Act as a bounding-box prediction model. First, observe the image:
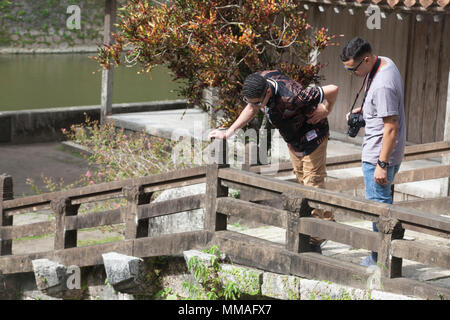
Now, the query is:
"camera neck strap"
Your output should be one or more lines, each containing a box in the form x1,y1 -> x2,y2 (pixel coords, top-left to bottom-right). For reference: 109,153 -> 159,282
349,56 -> 381,113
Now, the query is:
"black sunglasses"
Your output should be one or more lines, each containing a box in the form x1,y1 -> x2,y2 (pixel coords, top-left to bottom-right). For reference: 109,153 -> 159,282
344,58 -> 365,73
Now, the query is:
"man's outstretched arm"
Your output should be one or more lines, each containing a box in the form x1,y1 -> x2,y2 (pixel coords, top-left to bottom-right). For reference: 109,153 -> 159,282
208,104 -> 260,140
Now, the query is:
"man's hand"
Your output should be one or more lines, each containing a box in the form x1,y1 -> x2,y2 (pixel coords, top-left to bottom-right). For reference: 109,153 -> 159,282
307,103 -> 329,124
346,107 -> 362,122
373,115 -> 398,186
374,164 -> 388,185
207,129 -> 227,140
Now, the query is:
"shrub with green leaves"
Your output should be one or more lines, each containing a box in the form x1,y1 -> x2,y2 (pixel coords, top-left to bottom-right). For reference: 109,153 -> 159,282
183,246 -> 241,300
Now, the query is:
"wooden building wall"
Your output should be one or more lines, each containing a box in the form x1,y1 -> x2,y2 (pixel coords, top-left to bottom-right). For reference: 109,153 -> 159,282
306,6 -> 449,144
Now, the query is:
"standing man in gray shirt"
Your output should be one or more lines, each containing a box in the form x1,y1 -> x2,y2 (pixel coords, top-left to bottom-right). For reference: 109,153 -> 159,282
340,37 -> 406,268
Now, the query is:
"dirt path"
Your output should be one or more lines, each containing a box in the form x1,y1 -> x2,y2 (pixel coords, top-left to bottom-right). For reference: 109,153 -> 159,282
0,142 -> 89,197
0,142 -> 126,252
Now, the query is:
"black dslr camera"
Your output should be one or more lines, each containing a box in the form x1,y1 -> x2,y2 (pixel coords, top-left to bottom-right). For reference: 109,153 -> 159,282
347,112 -> 365,137
346,57 -> 382,138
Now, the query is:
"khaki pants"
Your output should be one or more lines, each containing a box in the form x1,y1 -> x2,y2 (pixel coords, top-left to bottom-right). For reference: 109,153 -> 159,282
288,138 -> 334,246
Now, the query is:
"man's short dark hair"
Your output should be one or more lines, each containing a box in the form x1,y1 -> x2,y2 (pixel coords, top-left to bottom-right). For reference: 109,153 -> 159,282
340,37 -> 372,62
242,73 -> 268,99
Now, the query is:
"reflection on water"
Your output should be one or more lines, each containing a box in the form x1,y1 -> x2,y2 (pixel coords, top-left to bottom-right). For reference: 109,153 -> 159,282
0,53 -> 184,111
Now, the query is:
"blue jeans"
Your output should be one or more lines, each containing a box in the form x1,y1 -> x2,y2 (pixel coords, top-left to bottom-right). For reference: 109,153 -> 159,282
362,162 -> 401,261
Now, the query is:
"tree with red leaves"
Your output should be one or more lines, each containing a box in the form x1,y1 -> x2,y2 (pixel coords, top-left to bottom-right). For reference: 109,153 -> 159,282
95,0 -> 337,129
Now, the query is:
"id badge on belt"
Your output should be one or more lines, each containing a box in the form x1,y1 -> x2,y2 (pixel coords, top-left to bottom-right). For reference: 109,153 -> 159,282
305,129 -> 318,142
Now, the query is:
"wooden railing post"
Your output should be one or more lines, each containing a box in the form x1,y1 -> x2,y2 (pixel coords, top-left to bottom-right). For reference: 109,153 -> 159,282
208,136 -> 228,166
377,216 -> 405,278
240,141 -> 258,202
205,163 -> 228,233
123,185 -> 152,239
100,0 -> 117,124
51,197 -> 80,250
440,70 -> 450,196
204,137 -> 229,232
0,174 -> 13,256
281,193 -> 312,253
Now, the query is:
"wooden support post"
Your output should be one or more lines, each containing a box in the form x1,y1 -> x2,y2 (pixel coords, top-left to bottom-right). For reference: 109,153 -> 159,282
441,70 -> 450,196
204,164 -> 228,233
0,174 -> 13,256
376,216 -> 405,278
100,0 -> 117,124
203,87 -> 220,128
51,197 -> 80,250
240,141 -> 258,202
123,185 -> 152,239
282,192 -> 312,253
209,137 -> 228,166
205,138 -> 228,231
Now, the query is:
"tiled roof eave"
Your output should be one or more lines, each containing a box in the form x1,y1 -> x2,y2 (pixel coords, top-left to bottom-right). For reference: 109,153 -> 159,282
298,0 -> 449,14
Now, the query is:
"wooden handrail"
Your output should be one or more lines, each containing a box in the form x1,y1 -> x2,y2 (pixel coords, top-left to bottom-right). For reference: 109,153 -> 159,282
216,197 -> 287,228
218,167 -> 450,238
212,163 -> 450,282
138,194 -> 205,220
324,164 -> 450,191
391,239 -> 450,270
298,217 -> 379,252
2,165 -> 207,215
250,141 -> 450,174
0,151 -> 448,298
0,165 -> 208,257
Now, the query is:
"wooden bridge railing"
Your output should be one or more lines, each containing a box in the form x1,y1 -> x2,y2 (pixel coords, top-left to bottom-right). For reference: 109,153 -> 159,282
240,140 -> 450,216
208,163 -> 450,298
0,166 -> 209,273
249,140 -> 450,175
0,140 -> 449,299
215,166 -> 449,262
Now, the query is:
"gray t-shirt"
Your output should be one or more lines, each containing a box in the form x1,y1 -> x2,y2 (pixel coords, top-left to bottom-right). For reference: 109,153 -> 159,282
362,56 -> 406,166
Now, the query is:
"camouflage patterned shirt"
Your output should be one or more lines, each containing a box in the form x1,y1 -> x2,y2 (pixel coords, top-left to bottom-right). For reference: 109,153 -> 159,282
257,70 -> 329,157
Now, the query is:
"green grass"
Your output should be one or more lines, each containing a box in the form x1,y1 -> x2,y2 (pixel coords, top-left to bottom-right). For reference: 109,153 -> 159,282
14,233 -> 52,242
13,224 -> 124,246
77,235 -> 124,247
230,220 -> 248,231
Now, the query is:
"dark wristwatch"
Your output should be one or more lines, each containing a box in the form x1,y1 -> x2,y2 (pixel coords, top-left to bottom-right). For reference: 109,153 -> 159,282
377,159 -> 388,169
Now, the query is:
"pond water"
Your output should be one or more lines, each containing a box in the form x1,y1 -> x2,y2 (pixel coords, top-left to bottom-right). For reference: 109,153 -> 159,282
0,53 -> 184,111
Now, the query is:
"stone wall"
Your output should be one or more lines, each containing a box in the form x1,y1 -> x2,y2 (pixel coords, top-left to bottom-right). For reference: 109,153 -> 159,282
0,255 -> 190,300
0,0 -> 127,49
0,250 -> 420,300
0,100 -> 187,144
